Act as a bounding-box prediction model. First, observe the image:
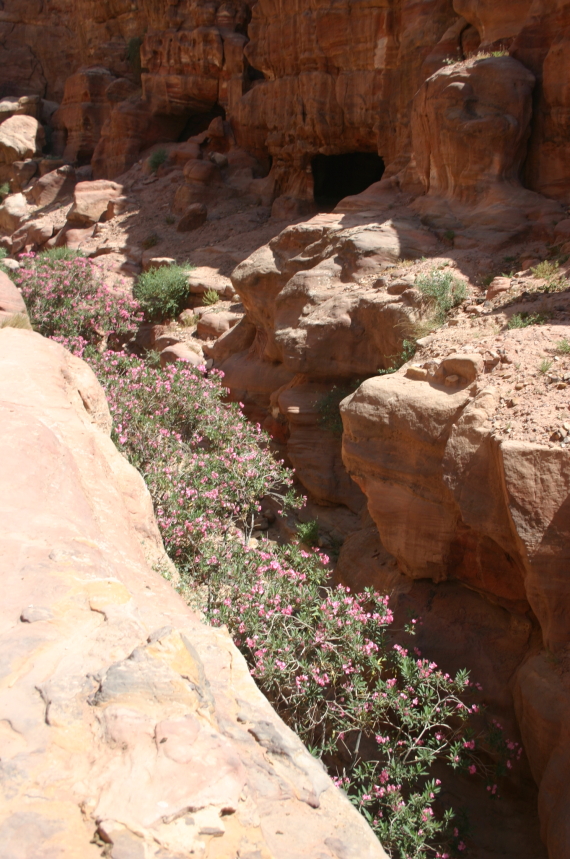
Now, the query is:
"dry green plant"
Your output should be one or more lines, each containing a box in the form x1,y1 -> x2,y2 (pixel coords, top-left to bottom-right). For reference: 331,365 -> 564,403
555,337 -> 570,355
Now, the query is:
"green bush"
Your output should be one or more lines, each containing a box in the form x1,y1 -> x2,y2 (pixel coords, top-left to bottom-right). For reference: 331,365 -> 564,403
149,148 -> 168,173
0,182 -> 10,202
416,269 -> 467,326
556,337 -> 570,355
133,264 -> 193,321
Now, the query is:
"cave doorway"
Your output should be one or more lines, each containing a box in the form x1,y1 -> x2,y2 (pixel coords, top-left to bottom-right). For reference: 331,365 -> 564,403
311,152 -> 385,211
178,103 -> 226,142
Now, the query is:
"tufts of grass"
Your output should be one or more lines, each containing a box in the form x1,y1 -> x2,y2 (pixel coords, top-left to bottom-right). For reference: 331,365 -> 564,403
142,232 -> 161,250
555,337 -> 570,355
507,312 -> 547,329
165,214 -> 176,225
149,148 -> 168,173
0,182 -> 10,202
296,520 -> 319,547
415,268 -> 467,328
39,247 -> 86,261
133,263 -> 194,321
203,288 -> 220,306
538,358 -> 553,375
0,312 -> 32,330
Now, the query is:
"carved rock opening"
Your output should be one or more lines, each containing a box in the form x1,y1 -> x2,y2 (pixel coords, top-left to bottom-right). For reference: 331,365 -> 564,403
311,152 -> 384,212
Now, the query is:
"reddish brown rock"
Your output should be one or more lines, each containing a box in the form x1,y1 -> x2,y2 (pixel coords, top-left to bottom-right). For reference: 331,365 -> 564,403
176,202 -> 207,232
52,68 -> 115,164
410,56 -> 563,247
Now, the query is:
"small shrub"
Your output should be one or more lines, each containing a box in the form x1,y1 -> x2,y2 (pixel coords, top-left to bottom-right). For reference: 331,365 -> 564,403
556,337 -> 570,355
444,229 -> 455,242
165,214 -> 176,225
296,519 -> 319,547
539,358 -> 553,374
133,264 -> 192,321
148,148 -> 168,173
141,232 -> 160,250
203,288 -> 220,306
507,312 -> 547,329
0,312 -> 32,330
415,268 -> 467,327
532,260 -> 559,280
0,182 -> 10,202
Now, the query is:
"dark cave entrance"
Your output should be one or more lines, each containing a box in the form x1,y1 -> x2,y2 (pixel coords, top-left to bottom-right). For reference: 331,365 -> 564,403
311,152 -> 385,211
178,103 -> 226,141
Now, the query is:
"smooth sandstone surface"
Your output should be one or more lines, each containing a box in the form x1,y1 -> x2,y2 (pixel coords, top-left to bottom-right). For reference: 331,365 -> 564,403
0,328 -> 386,859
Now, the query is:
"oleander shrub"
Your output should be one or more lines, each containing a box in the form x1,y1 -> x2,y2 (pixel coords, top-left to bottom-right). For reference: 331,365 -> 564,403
133,263 -> 193,321
12,252 -> 142,356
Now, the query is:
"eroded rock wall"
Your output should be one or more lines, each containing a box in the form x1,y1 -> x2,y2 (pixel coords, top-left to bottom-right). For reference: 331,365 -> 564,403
3,0 -> 570,204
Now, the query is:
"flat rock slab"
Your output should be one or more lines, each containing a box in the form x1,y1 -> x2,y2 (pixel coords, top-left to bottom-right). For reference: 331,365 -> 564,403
0,328 -> 386,859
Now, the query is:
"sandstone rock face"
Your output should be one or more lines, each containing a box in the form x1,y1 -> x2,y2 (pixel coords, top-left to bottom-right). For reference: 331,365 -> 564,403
221,207 -> 438,505
0,327 -> 386,859
341,363 -> 570,648
410,56 -> 563,246
2,0 -> 570,207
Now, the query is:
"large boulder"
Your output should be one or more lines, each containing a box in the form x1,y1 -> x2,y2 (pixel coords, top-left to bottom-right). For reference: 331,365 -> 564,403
0,115 -> 44,166
0,192 -> 30,232
67,179 -> 124,226
0,328 -> 387,859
